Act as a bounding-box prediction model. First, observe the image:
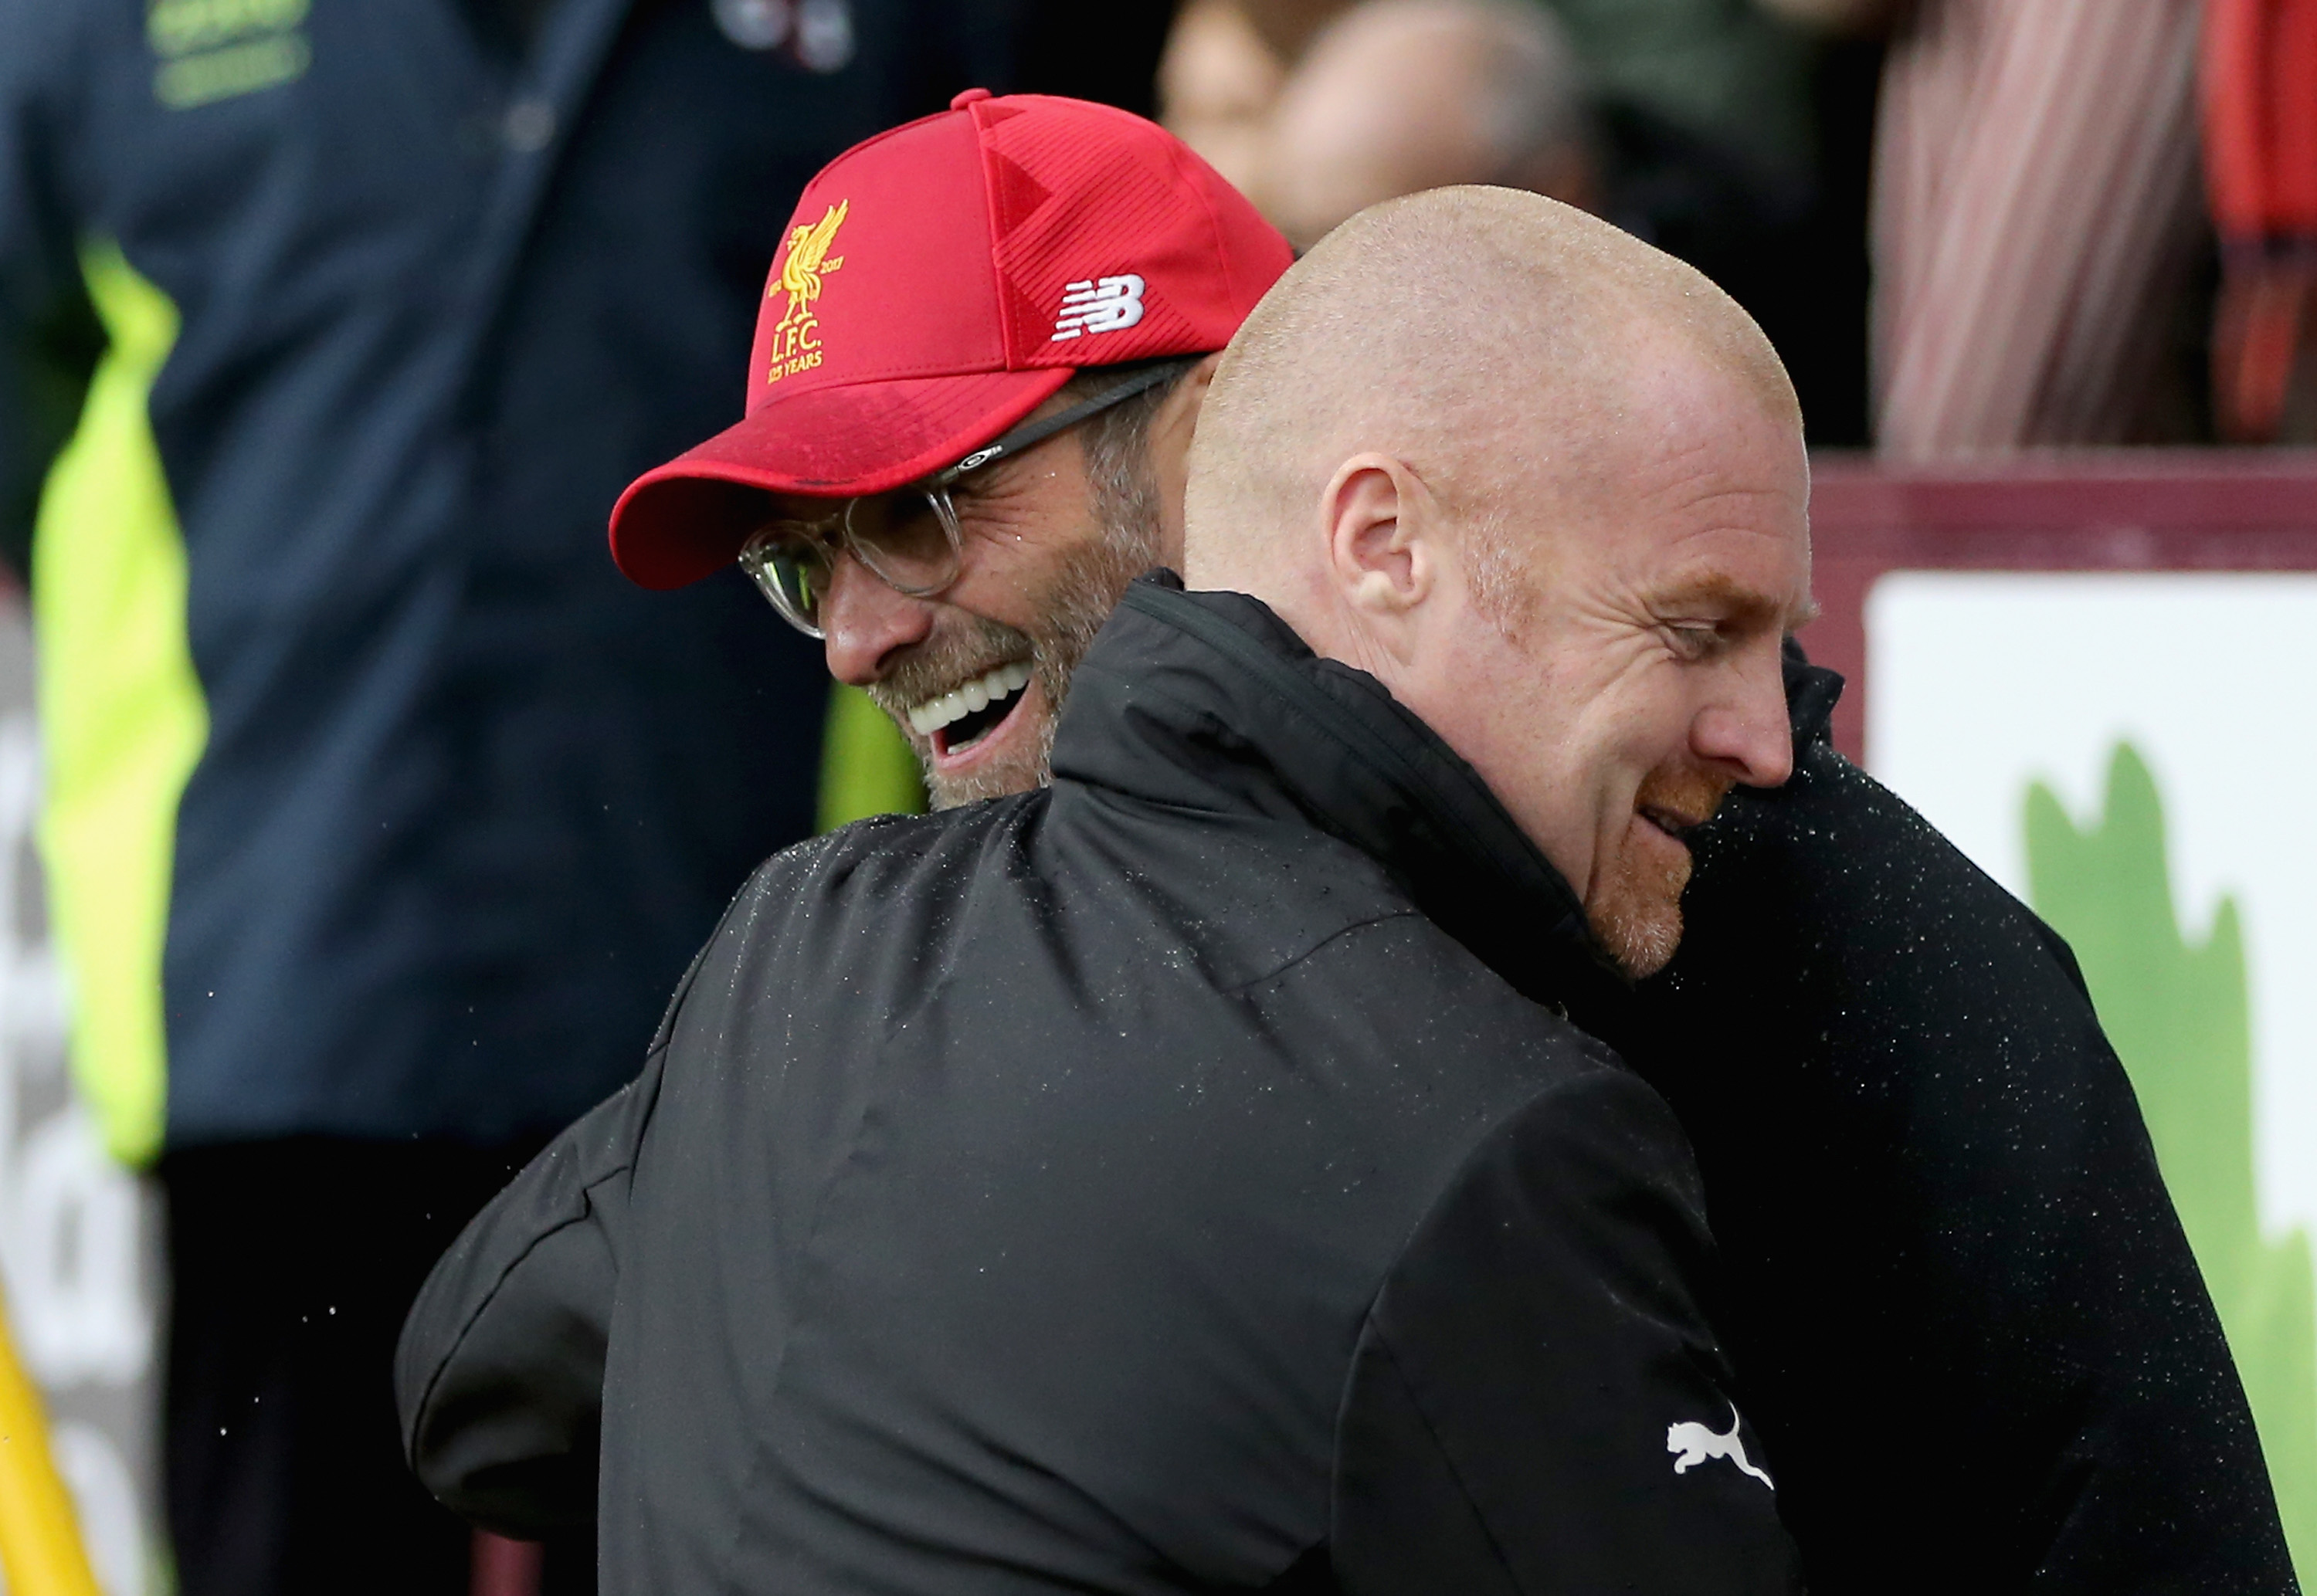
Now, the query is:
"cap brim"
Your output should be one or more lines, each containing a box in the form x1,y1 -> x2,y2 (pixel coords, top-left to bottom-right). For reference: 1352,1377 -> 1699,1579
609,366 -> 1076,590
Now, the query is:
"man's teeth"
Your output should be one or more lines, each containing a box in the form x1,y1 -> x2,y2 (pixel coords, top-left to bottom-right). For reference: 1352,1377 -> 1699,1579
907,662 -> 1033,736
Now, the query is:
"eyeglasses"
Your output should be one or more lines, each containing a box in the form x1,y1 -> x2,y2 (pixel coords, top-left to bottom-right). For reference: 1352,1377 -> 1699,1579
736,360 -> 1194,639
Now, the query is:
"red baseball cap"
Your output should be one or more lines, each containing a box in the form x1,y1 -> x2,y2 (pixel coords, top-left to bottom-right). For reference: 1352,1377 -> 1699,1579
608,90 -> 1294,590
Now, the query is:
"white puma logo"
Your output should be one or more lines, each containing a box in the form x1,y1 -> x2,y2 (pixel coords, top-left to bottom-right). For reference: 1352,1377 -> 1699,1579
1666,1401 -> 1775,1490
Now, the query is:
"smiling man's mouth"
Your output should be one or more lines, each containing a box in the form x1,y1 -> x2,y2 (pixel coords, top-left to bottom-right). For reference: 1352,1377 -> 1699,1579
907,660 -> 1034,757
1639,805 -> 1705,841
1632,765 -> 1738,845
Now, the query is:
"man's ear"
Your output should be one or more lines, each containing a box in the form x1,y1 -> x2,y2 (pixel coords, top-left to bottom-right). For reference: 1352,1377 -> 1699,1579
1319,453 -> 1437,631
1150,354 -> 1223,568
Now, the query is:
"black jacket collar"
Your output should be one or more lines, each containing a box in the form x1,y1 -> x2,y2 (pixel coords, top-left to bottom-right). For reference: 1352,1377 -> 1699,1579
1053,572 -> 1622,1011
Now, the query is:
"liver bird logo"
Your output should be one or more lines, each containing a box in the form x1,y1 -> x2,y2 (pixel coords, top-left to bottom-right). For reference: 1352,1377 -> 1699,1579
773,201 -> 847,328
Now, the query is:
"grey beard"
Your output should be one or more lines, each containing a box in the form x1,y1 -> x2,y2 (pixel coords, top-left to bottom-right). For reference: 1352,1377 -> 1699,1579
866,495 -> 1160,810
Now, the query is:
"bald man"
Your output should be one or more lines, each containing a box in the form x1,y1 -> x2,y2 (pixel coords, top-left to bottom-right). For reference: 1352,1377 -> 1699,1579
1185,191 -> 2290,1590
1183,188 -> 1808,982
399,188 -> 1805,1592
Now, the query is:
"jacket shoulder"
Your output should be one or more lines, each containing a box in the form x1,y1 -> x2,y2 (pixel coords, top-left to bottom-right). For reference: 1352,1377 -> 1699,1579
1672,738 -> 2101,1032
1262,905 -> 1626,1069
1041,782 -> 1423,995
658,798 -> 1035,1060
721,801 -> 1026,945
1248,910 -> 1655,1201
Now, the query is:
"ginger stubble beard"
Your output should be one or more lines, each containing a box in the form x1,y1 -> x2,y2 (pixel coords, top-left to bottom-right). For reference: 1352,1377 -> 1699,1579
1583,763 -> 1734,978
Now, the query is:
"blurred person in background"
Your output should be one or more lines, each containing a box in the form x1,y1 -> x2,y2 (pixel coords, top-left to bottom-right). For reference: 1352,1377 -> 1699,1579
1158,0 -> 1285,198
1864,0 -> 2317,451
1171,0 -> 1820,175
1860,0 -> 2209,450
2205,0 -> 2317,444
1164,0 -> 1878,440
1260,0 -> 1800,302
0,3 -> 1166,1593
1261,0 -> 1597,247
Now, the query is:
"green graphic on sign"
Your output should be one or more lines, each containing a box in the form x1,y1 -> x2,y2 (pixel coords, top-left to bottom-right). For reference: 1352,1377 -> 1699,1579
2026,743 -> 2315,1577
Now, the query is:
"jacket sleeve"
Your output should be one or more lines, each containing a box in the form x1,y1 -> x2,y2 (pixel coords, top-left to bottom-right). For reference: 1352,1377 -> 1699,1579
1331,1066 -> 1800,1596
395,1045 -> 665,1537
0,2 -> 101,581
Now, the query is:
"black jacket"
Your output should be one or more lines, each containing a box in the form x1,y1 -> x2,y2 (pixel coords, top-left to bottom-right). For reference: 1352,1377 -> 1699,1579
1573,652 -> 2297,1594
397,574 -> 1799,1594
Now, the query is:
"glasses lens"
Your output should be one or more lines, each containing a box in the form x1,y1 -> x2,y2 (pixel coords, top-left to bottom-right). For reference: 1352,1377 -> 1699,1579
737,526 -> 832,639
846,489 -> 961,597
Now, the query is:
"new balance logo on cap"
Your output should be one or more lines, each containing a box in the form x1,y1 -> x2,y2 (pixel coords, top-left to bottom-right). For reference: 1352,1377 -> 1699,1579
1053,275 -> 1146,341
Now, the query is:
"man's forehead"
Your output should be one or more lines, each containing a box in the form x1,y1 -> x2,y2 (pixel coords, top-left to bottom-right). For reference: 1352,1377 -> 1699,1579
1601,415 -> 1813,629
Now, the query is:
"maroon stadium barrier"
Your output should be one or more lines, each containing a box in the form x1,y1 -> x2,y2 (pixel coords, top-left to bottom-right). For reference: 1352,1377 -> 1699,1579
1796,450 -> 2317,763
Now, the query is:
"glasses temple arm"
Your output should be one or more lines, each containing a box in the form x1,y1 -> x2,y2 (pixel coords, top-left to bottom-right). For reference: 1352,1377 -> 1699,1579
931,359 -> 1199,486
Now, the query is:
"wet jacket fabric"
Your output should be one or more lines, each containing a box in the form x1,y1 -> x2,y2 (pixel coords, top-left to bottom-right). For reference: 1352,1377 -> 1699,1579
397,574 -> 1800,1595
1572,649 -> 2296,1594
0,0 -> 1152,1154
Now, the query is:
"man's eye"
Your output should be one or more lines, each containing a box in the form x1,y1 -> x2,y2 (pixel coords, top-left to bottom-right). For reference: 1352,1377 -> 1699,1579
1665,623 -> 1722,659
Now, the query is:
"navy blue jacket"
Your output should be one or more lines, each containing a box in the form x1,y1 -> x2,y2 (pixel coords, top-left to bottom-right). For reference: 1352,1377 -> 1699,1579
0,0 -> 1156,1151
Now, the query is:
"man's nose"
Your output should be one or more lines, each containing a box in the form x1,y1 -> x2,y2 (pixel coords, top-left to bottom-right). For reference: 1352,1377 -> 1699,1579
819,555 -> 936,686
1691,649 -> 1795,789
